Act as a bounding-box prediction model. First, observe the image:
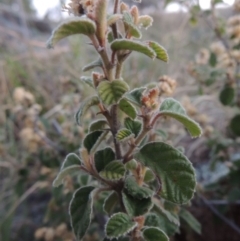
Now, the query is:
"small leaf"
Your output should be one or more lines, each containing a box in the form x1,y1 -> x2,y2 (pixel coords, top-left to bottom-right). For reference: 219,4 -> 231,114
219,86 -> 235,106
98,80 -> 129,105
124,87 -> 146,106
122,192 -> 153,217
124,176 -> 154,199
100,161 -> 125,181
135,142 -> 196,204
111,40 -> 156,59
83,130 -> 105,153
179,209 -> 201,234
94,147 -> 115,172
144,168 -> 155,183
143,227 -> 169,241
209,52 -> 217,67
116,128 -> 134,142
144,213 -> 160,227
124,117 -> 142,137
82,59 -> 103,72
53,165 -> 81,187
119,99 -> 137,119
107,14 -> 122,26
104,191 -> 119,215
105,212 -> 137,239
80,76 -> 94,88
69,186 -> 95,240
125,159 -> 138,170
53,153 -> 82,187
230,114 -> 240,136
147,41 -> 169,62
47,17 -> 96,48
75,96 -> 100,125
89,119 -> 108,132
159,98 -> 202,138
138,15 -> 153,29
122,11 -> 142,39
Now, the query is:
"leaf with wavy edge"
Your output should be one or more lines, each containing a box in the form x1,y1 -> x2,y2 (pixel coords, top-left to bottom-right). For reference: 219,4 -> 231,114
135,142 -> 196,204
88,119 -> 108,132
94,147 -> 115,172
147,41 -> 169,62
119,99 -> 137,119
143,227 -> 169,241
100,161 -> 125,181
116,128 -> 134,142
47,17 -> 96,48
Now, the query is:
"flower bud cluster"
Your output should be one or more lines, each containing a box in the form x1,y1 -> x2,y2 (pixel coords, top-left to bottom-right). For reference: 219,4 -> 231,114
158,75 -> 177,95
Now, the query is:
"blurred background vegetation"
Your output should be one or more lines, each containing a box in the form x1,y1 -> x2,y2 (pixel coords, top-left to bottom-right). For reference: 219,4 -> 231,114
1,0 -> 240,241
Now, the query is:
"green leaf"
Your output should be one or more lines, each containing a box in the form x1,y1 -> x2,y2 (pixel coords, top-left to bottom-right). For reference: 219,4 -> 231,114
100,161 -> 125,181
180,209 -> 201,234
119,99 -> 137,119
230,114 -> 240,136
145,213 -> 160,227
69,186 -> 95,240
135,142 -> 196,204
94,147 -> 115,172
219,86 -> 235,106
83,130 -> 105,153
53,165 -> 81,187
125,87 -> 146,106
105,212 -> 137,239
209,52 -> 217,67
159,98 -> 202,138
124,176 -> 154,199
80,76 -> 94,88
107,14 -> 122,26
143,227 -> 169,241
47,17 -> 96,48
122,192 -> 153,217
82,59 -> 103,72
138,15 -> 153,29
144,168 -> 155,183
111,40 -> 156,59
61,153 -> 82,169
147,41 -> 169,62
75,96 -> 100,125
122,11 -> 142,39
116,128 -> 134,142
53,153 -> 82,187
125,159 -> 138,170
103,237 -> 129,241
104,191 -> 119,215
89,119 -> 108,132
98,80 -> 129,105
124,117 -> 142,137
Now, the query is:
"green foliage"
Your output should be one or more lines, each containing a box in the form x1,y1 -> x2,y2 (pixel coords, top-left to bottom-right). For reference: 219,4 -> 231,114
124,118 -> 142,137
99,161 -> 126,180
143,227 -> 169,241
219,86 -> 235,106
119,99 -> 137,119
94,147 -> 115,172
104,191 -> 119,215
230,114 -> 240,136
83,130 -> 105,153
135,142 -> 196,204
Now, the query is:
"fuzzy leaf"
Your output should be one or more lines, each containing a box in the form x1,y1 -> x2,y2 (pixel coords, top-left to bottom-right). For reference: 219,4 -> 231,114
122,11 -> 142,39
100,161 -> 125,181
138,15 -> 153,29
69,186 -> 95,240
124,87 -> 146,106
106,213 -> 137,239
94,147 -> 115,172
122,192 -> 153,217
47,17 -> 96,48
104,191 -> 119,215
230,114 -> 240,136
75,96 -> 100,125
53,153 -> 82,187
124,176 -> 154,199
135,142 -> 196,204
119,99 -> 137,119
111,40 -> 156,59
143,227 -> 169,241
98,80 -> 129,105
145,213 -> 160,227
53,165 -> 81,187
89,119 -> 108,132
80,76 -> 94,88
180,209 -> 201,234
82,59 -> 103,72
147,41 -> 169,62
125,159 -> 138,170
159,98 -> 202,138
107,14 -> 122,26
116,128 -> 134,142
124,117 -> 142,137
219,86 -> 235,106
83,130 -> 105,153
144,168 -> 155,183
